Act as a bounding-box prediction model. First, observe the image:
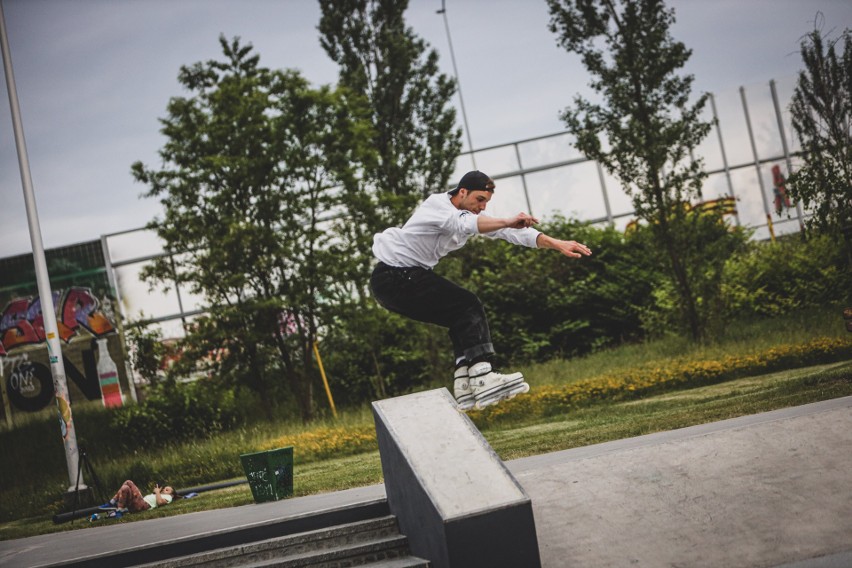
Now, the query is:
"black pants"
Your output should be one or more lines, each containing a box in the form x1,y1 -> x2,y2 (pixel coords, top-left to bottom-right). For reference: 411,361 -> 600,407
370,262 -> 494,362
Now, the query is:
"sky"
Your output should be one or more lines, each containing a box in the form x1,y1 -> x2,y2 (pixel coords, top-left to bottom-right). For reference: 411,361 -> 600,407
1,0 -> 850,261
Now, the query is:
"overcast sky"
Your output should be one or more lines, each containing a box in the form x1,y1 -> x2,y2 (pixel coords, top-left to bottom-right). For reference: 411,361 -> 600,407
1,0 -> 850,259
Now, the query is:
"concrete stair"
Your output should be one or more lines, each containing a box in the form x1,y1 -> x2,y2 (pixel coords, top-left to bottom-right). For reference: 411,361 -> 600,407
136,515 -> 429,568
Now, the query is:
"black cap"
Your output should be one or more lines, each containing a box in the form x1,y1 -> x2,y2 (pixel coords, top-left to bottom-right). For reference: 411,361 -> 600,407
449,170 -> 495,195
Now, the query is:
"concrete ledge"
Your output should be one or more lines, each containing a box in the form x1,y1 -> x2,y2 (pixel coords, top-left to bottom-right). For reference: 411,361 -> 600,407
372,388 -> 541,568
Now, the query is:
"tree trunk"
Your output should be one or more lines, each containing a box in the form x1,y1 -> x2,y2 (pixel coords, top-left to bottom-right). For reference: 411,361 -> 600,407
653,204 -> 702,342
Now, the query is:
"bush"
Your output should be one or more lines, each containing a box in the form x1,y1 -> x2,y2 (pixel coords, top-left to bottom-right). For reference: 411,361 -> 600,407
722,233 -> 851,318
108,379 -> 249,451
629,208 -> 749,340
322,305 -> 451,405
443,218 -> 660,363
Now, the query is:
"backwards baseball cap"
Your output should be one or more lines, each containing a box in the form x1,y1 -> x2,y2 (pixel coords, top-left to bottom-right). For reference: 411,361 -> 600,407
449,170 -> 495,195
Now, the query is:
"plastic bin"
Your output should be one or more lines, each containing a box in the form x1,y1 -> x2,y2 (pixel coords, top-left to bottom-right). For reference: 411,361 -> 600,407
239,446 -> 294,503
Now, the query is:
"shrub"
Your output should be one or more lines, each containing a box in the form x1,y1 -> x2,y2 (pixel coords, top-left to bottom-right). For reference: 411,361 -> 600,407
629,209 -> 749,340
108,379 -> 248,451
723,233 -> 851,318
444,218 -> 659,363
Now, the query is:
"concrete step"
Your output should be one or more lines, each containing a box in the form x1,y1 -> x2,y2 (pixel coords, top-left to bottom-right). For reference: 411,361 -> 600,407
136,515 -> 429,568
237,535 -> 426,567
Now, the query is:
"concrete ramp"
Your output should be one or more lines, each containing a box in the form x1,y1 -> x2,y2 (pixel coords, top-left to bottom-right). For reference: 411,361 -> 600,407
372,388 -> 541,568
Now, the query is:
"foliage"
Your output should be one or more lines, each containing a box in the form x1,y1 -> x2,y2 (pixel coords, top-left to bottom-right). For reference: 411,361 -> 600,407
107,379 -> 247,452
318,0 -> 461,229
630,208 -> 749,338
125,325 -> 169,385
431,213 -> 745,364
442,218 -> 657,363
131,36 -> 375,420
321,303 -> 451,404
474,336 -> 852,425
722,233 -> 851,318
547,0 -> 720,340
259,425 -> 377,460
317,0 -> 463,398
788,23 -> 852,262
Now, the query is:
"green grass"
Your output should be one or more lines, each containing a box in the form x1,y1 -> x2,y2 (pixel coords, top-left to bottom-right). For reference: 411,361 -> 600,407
1,305 -> 849,541
528,305 -> 847,387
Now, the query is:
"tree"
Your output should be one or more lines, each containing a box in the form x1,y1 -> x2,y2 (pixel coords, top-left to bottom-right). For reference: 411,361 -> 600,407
547,0 -> 732,341
132,36 -> 374,420
318,0 -> 463,394
788,25 -> 852,266
318,0 -> 461,254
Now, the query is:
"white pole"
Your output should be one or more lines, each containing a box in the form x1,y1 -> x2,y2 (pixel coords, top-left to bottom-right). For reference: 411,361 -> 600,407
438,0 -> 476,169
740,86 -> 776,241
769,79 -> 806,232
709,93 -> 740,226
0,0 -> 84,491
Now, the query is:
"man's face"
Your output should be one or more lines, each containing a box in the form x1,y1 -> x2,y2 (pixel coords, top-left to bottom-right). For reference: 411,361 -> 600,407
456,189 -> 492,214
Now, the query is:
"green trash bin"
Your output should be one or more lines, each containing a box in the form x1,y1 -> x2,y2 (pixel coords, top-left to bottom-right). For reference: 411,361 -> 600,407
240,446 -> 294,503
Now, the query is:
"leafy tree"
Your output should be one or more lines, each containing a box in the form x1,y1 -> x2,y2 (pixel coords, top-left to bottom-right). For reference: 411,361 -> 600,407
318,0 -> 463,394
318,0 -> 461,261
132,36 -> 374,420
788,25 -> 852,266
547,0 -> 731,341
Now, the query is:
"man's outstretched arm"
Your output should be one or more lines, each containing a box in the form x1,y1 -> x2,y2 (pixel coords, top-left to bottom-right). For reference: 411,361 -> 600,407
536,234 -> 593,258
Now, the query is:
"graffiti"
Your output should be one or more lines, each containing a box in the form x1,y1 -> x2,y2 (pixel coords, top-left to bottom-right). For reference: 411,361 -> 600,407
0,288 -> 118,413
1,353 -> 57,412
0,287 -> 115,356
10,361 -> 37,396
0,352 -> 30,378
1,348 -> 104,412
2,354 -> 40,402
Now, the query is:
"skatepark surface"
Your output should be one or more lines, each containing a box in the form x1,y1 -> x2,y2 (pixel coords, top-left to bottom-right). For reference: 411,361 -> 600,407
2,395 -> 851,568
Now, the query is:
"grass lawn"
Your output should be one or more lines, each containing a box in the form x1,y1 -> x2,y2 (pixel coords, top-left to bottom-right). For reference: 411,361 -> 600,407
2,357 -> 849,541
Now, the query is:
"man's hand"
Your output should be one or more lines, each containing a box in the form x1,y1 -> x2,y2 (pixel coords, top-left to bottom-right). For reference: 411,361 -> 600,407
477,212 -> 539,233
506,212 -> 539,229
536,234 -> 592,258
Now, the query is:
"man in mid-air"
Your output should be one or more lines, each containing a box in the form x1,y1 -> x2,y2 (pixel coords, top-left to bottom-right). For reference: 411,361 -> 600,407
370,170 -> 592,410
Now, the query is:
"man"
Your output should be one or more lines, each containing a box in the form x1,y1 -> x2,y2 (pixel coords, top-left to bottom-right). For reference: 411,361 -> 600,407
96,480 -> 176,519
370,170 -> 592,410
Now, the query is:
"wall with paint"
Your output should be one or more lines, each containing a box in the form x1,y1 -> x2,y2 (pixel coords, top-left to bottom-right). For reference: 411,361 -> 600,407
0,240 -> 132,426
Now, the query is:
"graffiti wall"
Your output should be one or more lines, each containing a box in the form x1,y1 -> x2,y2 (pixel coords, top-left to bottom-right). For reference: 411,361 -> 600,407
0,240 -> 131,426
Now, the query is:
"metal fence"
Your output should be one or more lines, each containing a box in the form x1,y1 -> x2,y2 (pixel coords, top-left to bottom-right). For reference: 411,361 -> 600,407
102,77 -> 809,340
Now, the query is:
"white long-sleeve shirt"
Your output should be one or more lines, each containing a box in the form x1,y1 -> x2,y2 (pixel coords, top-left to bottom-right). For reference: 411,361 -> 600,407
372,193 -> 541,269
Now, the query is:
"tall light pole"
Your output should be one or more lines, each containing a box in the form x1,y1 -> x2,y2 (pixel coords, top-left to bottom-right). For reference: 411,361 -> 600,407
0,0 -> 85,496
437,0 -> 477,169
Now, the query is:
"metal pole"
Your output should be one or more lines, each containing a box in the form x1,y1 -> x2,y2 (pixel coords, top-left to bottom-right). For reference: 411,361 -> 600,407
438,0 -> 476,169
596,161 -> 614,224
513,143 -> 533,215
740,86 -> 776,241
169,253 -> 188,332
100,235 -> 138,403
769,79 -> 806,233
0,0 -> 83,490
709,93 -> 740,226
